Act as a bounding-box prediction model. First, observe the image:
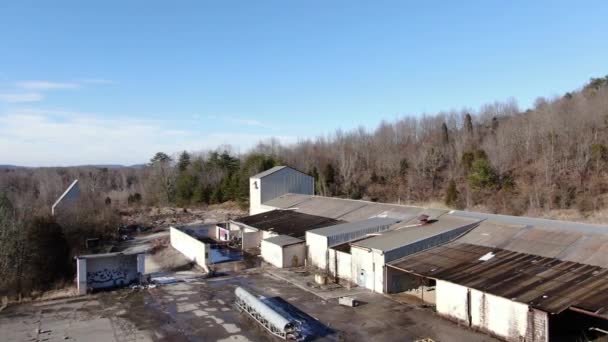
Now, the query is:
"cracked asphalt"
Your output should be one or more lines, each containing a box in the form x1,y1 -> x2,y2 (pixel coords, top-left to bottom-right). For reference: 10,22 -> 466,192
0,270 -> 498,342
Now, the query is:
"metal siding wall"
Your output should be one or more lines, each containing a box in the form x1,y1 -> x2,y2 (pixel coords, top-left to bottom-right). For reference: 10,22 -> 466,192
260,168 -> 314,203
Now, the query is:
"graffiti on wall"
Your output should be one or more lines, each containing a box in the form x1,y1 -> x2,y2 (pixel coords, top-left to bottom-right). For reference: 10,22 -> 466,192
86,256 -> 137,289
87,268 -> 131,287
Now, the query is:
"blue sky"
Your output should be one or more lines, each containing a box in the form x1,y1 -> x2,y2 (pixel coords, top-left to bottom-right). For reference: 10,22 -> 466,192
1,1 -> 607,166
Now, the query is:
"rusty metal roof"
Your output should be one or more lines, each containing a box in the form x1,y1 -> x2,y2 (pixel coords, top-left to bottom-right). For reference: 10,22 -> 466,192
387,242 -> 608,316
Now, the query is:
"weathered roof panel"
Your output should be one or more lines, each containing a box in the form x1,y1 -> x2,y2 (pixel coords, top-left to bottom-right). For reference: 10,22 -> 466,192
308,217 -> 399,237
352,216 -> 481,252
233,210 -> 342,238
262,235 -> 304,247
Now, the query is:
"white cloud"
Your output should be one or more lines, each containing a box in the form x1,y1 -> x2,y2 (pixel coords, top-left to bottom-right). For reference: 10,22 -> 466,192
0,109 -> 297,167
227,117 -> 267,127
17,80 -> 80,90
0,92 -> 44,103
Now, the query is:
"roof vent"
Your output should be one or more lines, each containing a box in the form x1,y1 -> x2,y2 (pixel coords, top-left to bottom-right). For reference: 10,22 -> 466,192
418,215 -> 430,224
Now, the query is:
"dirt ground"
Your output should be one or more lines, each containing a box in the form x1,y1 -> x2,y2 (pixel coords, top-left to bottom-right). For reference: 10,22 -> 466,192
0,269 -> 499,342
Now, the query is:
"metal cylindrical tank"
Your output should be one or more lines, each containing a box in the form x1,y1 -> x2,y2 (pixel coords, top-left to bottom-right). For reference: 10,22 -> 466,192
234,286 -> 293,332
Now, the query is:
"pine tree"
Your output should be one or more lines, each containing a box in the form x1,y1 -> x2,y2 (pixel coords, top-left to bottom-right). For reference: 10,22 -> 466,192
177,151 -> 191,172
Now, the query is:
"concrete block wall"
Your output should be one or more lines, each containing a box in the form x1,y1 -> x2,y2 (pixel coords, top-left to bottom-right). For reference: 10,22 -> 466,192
76,253 -> 143,294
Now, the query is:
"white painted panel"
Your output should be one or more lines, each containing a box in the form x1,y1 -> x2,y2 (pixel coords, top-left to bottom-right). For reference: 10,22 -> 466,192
76,258 -> 87,295
351,246 -> 375,290
242,231 -> 261,249
336,250 -> 352,281
261,240 -> 283,268
249,178 -> 262,214
282,243 -> 306,268
170,227 -> 208,268
373,251 -> 385,293
436,280 -> 469,323
306,232 -> 328,269
470,289 -> 529,341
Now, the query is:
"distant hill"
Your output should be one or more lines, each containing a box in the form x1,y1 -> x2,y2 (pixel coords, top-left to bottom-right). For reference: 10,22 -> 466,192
0,165 -> 27,170
0,164 -> 146,169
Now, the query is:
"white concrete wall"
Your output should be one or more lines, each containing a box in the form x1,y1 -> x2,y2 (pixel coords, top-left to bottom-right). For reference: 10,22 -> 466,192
170,227 -> 209,268
373,250 -> 385,293
282,243 -> 305,268
350,246 -> 385,292
261,240 -> 283,268
470,289 -> 532,342
249,178 -> 262,215
436,280 -> 470,323
328,249 -> 353,281
306,232 -> 329,270
242,231 -> 261,250
76,258 -> 87,295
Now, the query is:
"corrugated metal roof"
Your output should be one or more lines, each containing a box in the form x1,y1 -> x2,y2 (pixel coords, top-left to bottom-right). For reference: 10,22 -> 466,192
262,193 -> 426,222
233,210 -> 342,238
455,220 -> 608,268
251,166 -> 287,179
262,235 -> 304,247
387,242 -> 608,316
308,217 -> 399,237
352,216 -> 481,252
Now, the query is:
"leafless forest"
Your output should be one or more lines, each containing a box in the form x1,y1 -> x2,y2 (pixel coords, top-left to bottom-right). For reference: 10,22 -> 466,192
1,76 -> 607,296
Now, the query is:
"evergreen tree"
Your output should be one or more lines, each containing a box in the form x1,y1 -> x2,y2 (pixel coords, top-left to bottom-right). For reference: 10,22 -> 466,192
441,122 -> 449,145
177,151 -> 191,172
149,152 -> 171,165
464,113 -> 474,137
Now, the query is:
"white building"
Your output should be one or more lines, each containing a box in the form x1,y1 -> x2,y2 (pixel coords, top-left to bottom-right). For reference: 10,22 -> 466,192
349,215 -> 481,293
260,235 -> 306,268
231,209 -> 341,250
249,166 -> 314,215
305,217 -> 399,272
